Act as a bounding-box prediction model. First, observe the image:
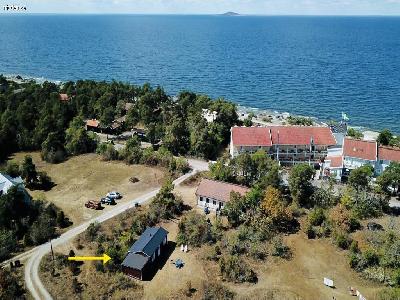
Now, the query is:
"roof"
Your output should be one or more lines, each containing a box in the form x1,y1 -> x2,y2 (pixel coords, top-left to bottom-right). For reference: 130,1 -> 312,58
231,126 -> 336,147
231,127 -> 272,146
59,93 -> 69,102
86,119 -> 100,128
378,146 -> 400,162
0,173 -> 24,194
195,178 -> 250,203
121,253 -> 149,270
326,156 -> 343,168
343,138 -> 377,161
269,126 -> 336,146
128,227 -> 168,257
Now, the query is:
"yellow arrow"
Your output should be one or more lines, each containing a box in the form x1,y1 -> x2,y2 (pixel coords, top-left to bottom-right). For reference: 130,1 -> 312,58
68,254 -> 111,265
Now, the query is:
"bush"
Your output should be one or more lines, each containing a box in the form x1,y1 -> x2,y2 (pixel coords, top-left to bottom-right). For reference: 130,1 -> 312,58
271,236 -> 292,259
0,230 -> 17,261
308,208 -> 326,226
200,281 -> 235,300
177,211 -> 212,247
392,269 -> 400,287
86,222 -> 101,242
333,231 -> 351,250
96,142 -> 119,161
219,254 -> 257,283
305,223 -> 316,239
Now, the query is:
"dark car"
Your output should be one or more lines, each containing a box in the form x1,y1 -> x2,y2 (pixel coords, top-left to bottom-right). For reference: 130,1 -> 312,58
101,197 -> 116,205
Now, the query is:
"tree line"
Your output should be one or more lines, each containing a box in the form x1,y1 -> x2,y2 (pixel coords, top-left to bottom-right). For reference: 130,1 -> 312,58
0,75 -> 239,163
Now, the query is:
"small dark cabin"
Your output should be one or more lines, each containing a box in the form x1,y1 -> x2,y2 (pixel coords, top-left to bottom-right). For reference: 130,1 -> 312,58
121,226 -> 168,280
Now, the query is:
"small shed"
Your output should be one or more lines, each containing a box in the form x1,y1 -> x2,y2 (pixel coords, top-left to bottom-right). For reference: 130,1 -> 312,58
121,227 -> 168,280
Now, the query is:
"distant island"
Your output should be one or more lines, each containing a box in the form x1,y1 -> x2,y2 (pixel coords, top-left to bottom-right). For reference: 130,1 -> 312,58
221,11 -> 240,16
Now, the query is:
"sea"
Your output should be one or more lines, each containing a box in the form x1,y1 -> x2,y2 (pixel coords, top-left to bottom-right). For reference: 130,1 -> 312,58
0,14 -> 400,132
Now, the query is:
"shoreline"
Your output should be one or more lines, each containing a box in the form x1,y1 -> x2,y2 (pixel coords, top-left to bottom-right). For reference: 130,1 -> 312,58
4,74 -> 382,140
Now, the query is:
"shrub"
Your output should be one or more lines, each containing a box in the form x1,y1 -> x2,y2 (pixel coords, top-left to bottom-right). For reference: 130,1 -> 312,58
308,208 -> 326,226
219,254 -> 257,283
271,236 -> 292,259
96,142 -> 119,161
333,231 -> 351,250
200,281 -> 235,300
177,211 -> 211,247
305,223 -> 316,239
86,222 -> 101,242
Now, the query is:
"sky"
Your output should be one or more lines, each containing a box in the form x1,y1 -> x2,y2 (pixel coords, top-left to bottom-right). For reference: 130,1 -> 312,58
6,0 -> 400,15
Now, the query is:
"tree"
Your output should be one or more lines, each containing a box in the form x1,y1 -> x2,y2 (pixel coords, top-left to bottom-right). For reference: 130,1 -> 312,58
377,162 -> 400,194
0,229 -> 17,261
0,268 -> 24,299
20,155 -> 37,186
4,162 -> 20,178
261,186 -> 292,228
347,128 -> 363,139
222,192 -> 246,227
210,158 -> 235,183
176,211 -> 210,247
65,116 -> 97,155
41,132 -> 66,163
348,165 -> 374,189
163,116 -> 190,155
377,129 -> 394,146
122,135 -> 142,164
288,164 -> 315,207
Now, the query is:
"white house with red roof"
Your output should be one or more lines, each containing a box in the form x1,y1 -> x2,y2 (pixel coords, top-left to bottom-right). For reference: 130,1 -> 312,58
195,178 -> 250,211
230,126 -> 336,165
322,137 -> 400,180
343,138 -> 378,170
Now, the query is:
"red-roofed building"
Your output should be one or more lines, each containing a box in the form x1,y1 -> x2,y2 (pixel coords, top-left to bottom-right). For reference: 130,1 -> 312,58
343,138 -> 377,170
377,146 -> 400,174
230,126 -> 336,165
196,178 -> 250,210
85,119 -> 100,131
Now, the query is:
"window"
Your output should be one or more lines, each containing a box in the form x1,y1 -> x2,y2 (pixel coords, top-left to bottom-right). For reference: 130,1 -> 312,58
206,198 -> 209,203
199,196 -> 203,202
213,200 -> 216,205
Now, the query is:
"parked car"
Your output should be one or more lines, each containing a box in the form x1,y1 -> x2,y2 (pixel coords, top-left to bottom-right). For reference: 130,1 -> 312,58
106,191 -> 122,199
85,200 -> 102,210
101,197 -> 116,205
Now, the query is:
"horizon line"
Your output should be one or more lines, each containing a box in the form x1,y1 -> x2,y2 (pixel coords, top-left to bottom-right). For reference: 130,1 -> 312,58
2,12 -> 400,17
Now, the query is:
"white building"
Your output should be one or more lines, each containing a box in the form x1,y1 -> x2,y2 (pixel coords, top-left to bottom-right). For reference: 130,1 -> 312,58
322,138 -> 400,180
230,126 -> 337,165
195,178 -> 250,211
202,109 -> 218,123
0,173 -> 29,201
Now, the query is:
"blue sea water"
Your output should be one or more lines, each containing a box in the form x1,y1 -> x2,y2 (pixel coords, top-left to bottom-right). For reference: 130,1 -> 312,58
0,15 -> 399,132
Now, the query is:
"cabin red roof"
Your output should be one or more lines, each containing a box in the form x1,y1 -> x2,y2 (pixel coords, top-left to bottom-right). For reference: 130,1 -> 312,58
231,126 -> 335,147
59,93 -> 69,102
343,138 -> 377,161
268,126 -> 336,146
231,127 -> 271,146
195,178 -> 250,203
86,119 -> 100,128
378,146 -> 400,162
326,156 -> 343,168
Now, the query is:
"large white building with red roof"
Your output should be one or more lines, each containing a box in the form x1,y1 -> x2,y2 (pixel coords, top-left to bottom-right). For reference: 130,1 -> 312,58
230,126 -> 337,165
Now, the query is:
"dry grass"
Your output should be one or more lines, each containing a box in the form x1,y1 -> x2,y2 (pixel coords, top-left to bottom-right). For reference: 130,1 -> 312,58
10,152 -> 165,225
38,177 -> 388,300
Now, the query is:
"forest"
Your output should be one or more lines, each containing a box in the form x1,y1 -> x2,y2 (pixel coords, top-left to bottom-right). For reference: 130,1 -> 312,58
0,75 -> 239,163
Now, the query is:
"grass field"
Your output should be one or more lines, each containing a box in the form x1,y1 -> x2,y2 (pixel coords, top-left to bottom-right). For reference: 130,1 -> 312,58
38,173 -> 389,300
10,152 -> 165,225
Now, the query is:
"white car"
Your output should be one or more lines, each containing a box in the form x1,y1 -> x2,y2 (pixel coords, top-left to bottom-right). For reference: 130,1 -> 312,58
106,191 -> 122,199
